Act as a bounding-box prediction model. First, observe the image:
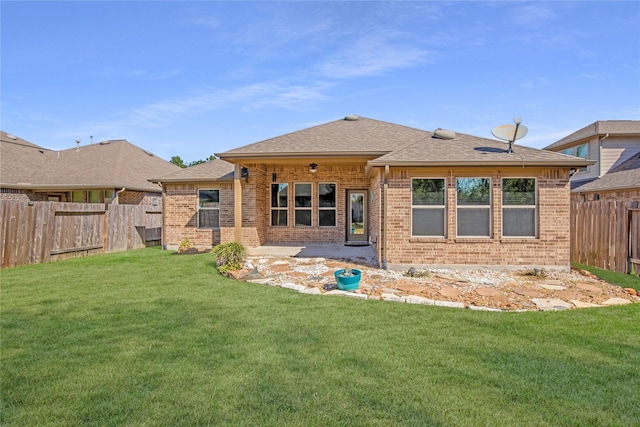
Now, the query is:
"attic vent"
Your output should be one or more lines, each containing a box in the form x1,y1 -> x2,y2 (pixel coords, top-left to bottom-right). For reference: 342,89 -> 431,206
6,134 -> 17,140
344,115 -> 359,121
143,150 -> 154,156
433,128 -> 456,140
99,141 -> 111,145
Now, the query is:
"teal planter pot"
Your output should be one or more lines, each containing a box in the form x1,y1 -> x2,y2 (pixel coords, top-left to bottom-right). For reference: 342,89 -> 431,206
334,269 -> 361,291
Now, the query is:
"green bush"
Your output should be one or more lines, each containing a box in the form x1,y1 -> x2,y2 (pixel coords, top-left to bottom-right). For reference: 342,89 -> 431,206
211,242 -> 247,276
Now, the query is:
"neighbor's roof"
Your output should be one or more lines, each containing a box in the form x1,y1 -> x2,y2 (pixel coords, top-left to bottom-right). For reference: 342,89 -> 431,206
1,136 -> 180,192
572,152 -> 640,193
544,120 -> 640,151
217,116 -> 592,168
151,159 -> 235,183
1,131 -> 52,185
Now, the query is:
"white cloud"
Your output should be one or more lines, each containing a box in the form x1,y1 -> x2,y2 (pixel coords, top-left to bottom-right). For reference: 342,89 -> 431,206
55,80 -> 331,139
318,34 -> 431,79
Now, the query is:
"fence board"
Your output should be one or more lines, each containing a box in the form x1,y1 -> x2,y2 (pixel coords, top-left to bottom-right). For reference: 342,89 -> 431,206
0,201 -> 164,268
571,199 -> 639,275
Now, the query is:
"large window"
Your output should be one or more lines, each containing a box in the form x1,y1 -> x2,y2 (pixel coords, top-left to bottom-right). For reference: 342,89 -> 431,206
456,178 -> 491,237
198,189 -> 220,229
294,183 -> 312,227
502,178 -> 536,237
271,183 -> 288,226
411,178 -> 445,237
318,183 -> 337,227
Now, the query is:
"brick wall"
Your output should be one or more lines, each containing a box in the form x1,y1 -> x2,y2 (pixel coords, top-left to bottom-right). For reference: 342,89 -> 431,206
164,183 -> 232,249
162,164 -> 573,269
381,167 -> 572,270
257,163 -> 370,244
118,190 -> 161,206
0,188 -> 33,201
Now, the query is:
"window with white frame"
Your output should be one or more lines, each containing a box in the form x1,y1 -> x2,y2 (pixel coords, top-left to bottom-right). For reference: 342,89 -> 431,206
294,183 -> 312,227
411,178 -> 446,237
198,189 -> 220,229
271,183 -> 288,226
318,183 -> 337,227
456,178 -> 491,237
502,178 -> 536,237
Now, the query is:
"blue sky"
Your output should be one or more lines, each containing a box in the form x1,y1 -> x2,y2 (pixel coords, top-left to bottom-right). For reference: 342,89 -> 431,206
2,1 -> 639,163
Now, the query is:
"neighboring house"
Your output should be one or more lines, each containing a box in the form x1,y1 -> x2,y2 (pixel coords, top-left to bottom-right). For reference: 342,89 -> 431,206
155,115 -> 590,270
1,131 -> 180,205
544,120 -> 640,200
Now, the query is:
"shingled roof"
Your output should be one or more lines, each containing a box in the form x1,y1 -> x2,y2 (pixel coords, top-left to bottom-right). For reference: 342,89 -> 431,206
217,116 -> 428,159
1,135 -> 180,192
544,120 -> 640,151
1,131 -> 51,185
572,152 -> 640,193
218,115 -> 592,168
152,159 -> 235,183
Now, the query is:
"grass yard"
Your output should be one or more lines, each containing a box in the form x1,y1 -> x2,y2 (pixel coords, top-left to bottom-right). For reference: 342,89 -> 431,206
2,248 -> 639,426
573,262 -> 640,291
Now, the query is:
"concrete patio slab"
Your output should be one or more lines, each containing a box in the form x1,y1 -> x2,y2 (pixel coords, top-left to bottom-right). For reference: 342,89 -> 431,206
247,243 -> 376,264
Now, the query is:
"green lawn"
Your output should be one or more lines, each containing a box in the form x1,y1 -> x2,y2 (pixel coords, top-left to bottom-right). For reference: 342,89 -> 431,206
2,248 -> 639,426
573,262 -> 640,291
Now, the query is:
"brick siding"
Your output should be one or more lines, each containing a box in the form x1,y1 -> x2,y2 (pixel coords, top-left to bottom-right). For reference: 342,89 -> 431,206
382,167 -> 571,270
162,164 -> 573,269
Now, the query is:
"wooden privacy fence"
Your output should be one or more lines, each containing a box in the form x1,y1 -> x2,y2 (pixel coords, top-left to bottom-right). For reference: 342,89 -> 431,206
570,199 -> 640,275
0,201 -> 162,269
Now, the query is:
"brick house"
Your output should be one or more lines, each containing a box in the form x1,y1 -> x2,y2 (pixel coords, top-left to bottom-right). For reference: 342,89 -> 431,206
155,116 -> 591,270
1,131 -> 180,205
544,120 -> 640,201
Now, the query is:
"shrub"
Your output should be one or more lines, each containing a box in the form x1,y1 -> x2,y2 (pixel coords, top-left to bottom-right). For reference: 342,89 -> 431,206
177,237 -> 195,253
211,242 -> 247,276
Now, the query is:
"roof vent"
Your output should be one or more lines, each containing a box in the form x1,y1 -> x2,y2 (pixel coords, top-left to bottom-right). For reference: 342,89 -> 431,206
344,115 -> 359,121
99,141 -> 111,145
6,134 -> 17,140
433,128 -> 456,140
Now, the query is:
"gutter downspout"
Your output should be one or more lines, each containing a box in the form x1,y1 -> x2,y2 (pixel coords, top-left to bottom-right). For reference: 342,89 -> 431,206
115,187 -> 126,204
598,133 -> 609,177
382,165 -> 389,269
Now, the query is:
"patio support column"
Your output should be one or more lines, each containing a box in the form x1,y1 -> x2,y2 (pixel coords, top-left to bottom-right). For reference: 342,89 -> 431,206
234,163 -> 242,242
383,164 -> 389,269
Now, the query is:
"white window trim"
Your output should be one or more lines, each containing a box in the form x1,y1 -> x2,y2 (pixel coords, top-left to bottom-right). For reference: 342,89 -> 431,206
294,182 -> 313,227
318,182 -> 338,227
411,177 -> 446,238
270,183 -> 289,227
501,177 -> 538,238
197,188 -> 220,229
456,177 -> 492,238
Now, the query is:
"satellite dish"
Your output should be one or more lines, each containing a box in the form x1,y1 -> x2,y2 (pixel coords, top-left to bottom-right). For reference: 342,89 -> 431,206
491,118 -> 528,153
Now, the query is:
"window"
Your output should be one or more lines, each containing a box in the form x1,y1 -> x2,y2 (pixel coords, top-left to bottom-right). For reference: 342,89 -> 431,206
562,144 -> 589,172
271,183 -> 288,226
318,183 -> 337,227
456,178 -> 491,237
411,178 -> 445,237
502,178 -> 536,237
198,189 -> 220,229
71,191 -> 84,203
88,191 -> 101,203
294,183 -> 312,227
